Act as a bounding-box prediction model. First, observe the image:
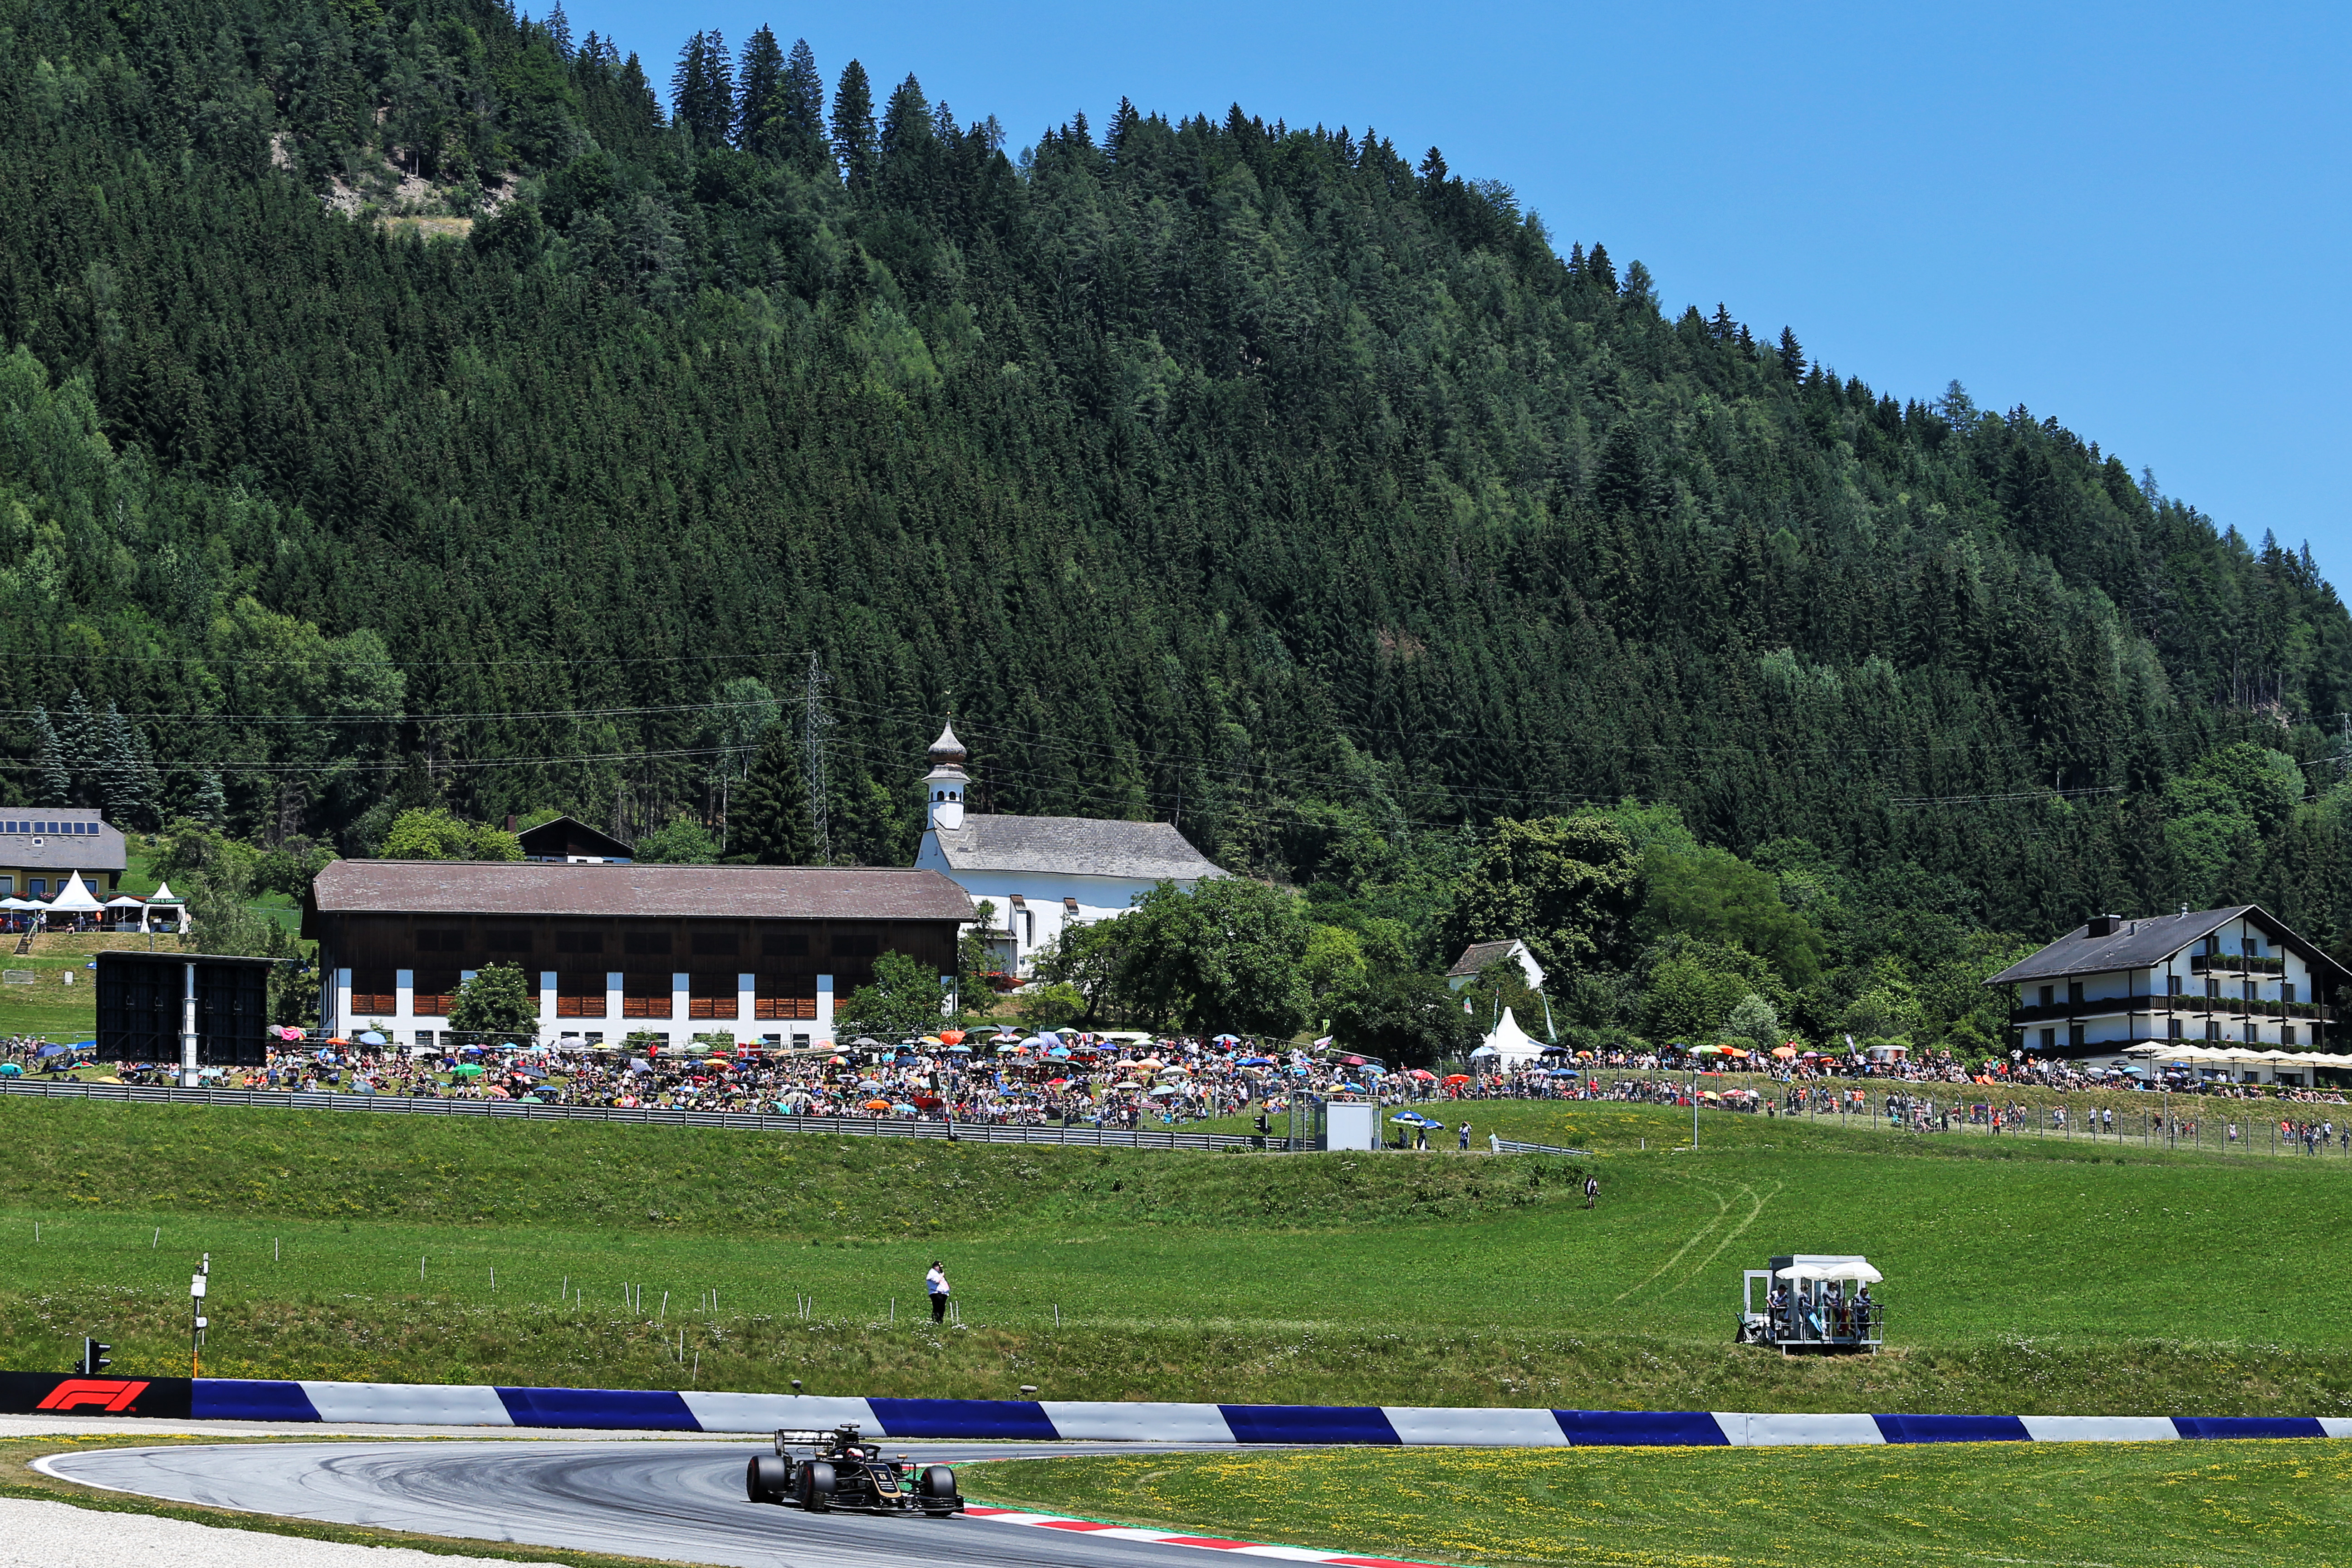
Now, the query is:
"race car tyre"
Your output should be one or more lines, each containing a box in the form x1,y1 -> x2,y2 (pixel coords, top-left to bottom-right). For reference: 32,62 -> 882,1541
919,1465 -> 958,1500
746,1455 -> 791,1504
800,1460 -> 835,1512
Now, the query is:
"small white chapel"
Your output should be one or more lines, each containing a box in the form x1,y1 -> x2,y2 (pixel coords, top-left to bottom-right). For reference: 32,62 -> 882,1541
910,722 -> 1227,974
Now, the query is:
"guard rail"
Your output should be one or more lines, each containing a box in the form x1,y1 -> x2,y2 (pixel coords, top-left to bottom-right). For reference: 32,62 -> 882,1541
0,1077 -> 1266,1151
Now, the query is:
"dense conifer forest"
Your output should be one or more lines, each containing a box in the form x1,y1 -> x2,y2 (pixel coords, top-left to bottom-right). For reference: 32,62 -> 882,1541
4,0 -> 2350,1045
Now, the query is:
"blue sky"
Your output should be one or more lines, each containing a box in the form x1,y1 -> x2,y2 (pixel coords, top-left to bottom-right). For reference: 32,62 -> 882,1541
559,0 -> 2351,588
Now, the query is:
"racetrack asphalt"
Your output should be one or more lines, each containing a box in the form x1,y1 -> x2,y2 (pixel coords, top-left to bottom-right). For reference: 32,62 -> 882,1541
39,1439 -> 1248,1568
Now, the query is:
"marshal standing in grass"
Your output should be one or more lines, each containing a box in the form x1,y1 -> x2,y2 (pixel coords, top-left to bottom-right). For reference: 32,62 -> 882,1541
926,1260 -> 950,1324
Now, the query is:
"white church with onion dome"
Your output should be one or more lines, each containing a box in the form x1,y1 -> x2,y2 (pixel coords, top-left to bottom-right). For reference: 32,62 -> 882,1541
911,721 -> 1228,975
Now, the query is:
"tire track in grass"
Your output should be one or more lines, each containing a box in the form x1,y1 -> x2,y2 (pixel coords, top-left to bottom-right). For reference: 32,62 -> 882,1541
1668,1179 -> 1783,1296
1611,1175 -> 1730,1305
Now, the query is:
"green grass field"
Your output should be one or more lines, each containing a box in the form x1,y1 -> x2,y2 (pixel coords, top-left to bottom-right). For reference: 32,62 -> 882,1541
0,1095 -> 2344,1412
966,1441 -> 2352,1568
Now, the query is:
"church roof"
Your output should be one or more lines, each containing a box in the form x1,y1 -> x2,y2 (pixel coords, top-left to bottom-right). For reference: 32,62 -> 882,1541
925,814 -> 1225,882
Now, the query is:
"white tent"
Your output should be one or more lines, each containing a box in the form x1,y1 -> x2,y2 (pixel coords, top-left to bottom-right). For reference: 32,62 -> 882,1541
1468,1006 -> 1548,1067
46,872 -> 103,915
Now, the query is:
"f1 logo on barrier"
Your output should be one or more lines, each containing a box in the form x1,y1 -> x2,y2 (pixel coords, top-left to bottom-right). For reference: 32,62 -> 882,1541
35,1379 -> 151,1412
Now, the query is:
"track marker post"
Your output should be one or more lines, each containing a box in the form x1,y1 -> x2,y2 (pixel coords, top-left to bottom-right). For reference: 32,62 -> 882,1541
189,1253 -> 209,1378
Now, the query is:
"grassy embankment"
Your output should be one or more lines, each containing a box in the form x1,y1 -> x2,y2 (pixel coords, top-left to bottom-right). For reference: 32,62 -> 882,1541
2,1095 -> 2346,1413
967,1441 -> 2352,1568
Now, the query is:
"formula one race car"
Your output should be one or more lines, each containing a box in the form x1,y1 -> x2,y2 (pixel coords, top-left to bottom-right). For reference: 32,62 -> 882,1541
745,1425 -> 962,1516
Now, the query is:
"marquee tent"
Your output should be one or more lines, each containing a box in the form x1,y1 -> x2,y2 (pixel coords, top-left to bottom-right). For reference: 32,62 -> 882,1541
1467,1006 -> 1548,1067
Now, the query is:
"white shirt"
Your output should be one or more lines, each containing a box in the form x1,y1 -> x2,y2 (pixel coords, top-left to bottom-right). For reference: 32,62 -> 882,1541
926,1266 -> 948,1296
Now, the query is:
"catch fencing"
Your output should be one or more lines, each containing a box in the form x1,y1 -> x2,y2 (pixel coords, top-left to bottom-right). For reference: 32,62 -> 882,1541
0,1077 -> 1265,1152
1580,1070 -> 2351,1163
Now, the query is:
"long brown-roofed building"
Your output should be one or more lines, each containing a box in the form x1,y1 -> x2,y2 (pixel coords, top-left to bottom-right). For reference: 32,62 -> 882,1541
304,861 -> 972,1049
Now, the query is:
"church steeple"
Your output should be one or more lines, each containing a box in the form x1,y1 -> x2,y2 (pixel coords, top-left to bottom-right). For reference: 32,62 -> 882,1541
921,717 -> 969,832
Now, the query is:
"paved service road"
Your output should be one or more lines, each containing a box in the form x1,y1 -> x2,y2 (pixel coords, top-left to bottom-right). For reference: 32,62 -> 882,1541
41,1439 -> 1237,1568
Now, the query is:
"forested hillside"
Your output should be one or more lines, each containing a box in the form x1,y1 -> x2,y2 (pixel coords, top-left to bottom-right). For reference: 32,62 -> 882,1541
4,0 -> 2351,1045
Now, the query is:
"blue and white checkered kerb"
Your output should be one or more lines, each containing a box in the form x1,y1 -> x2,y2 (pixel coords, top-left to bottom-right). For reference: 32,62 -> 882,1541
186,1381 -> 2352,1445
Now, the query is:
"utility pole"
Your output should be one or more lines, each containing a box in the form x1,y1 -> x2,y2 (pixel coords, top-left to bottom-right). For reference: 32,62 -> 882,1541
803,652 -> 832,866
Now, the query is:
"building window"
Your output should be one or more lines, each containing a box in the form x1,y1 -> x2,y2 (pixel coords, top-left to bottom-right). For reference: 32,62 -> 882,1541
687,972 -> 738,1019
2282,1025 -> 2297,1046
691,933 -> 739,957
762,934 -> 809,958
624,932 -> 671,956
2166,1018 -> 2182,1039
2038,985 -> 2054,1008
831,933 -> 879,959
2283,981 -> 2297,1004
555,931 -> 603,955
351,970 -> 397,1014
485,929 -> 532,954
2166,972 -> 2181,995
2067,981 -> 2083,1004
622,972 -> 672,1018
1024,910 -> 1035,947
417,930 -> 465,952
2068,1024 -> 2085,1049
29,879 -> 45,897
755,976 -> 818,1020
2205,977 -> 2219,1000
2205,1020 -> 2220,1041
0,877 -> 11,895
556,972 -> 605,1018
413,972 -> 459,1016
2038,1028 -> 2055,1052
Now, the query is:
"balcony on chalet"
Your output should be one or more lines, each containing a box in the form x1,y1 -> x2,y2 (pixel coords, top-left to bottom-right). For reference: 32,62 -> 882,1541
2189,952 -> 2285,976
2007,995 -> 2331,1025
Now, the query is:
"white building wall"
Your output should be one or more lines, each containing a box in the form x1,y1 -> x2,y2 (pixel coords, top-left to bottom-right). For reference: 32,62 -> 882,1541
912,840 -> 1196,973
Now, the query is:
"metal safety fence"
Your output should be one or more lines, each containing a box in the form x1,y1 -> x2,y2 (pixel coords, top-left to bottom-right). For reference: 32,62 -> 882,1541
1576,1069 -> 2352,1162
0,1076 -> 1266,1152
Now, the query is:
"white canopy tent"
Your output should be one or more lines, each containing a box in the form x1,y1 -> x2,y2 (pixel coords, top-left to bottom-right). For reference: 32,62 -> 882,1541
44,872 -> 104,918
1468,1006 -> 1548,1067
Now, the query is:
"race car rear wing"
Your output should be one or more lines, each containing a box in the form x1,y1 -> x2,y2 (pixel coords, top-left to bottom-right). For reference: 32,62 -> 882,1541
773,1425 -> 871,1455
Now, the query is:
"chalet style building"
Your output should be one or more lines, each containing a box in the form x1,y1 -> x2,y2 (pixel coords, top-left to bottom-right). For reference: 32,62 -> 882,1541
0,808 -> 126,901
304,861 -> 971,1049
910,722 -> 1226,972
1986,904 -> 2345,1059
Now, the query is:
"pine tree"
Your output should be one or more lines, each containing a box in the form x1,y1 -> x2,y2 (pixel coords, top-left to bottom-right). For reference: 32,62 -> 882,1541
779,39 -> 828,172
1107,96 -> 1140,160
670,31 -> 735,150
57,690 -> 98,804
1586,242 -> 1617,294
731,728 -> 816,864
830,60 -> 876,188
194,770 -> 228,830
543,0 -> 572,58
735,25 -> 784,155
1778,327 -> 1807,379
97,701 -> 152,824
878,73 -> 932,190
32,709 -> 70,806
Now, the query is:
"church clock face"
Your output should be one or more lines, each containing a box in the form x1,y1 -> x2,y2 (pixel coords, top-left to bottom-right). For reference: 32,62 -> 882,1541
935,799 -> 965,831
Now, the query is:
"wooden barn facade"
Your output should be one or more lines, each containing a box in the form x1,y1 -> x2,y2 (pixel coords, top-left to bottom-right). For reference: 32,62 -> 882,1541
304,861 -> 972,1049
